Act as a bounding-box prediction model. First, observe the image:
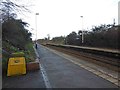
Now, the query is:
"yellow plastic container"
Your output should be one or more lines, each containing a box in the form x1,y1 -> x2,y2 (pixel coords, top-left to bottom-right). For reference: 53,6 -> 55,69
7,57 -> 26,76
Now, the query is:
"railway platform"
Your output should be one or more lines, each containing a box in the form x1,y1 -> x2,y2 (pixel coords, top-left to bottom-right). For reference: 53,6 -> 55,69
37,44 -> 118,88
2,43 -> 119,88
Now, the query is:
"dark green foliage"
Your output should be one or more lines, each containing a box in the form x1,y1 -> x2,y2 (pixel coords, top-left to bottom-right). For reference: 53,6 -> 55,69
65,24 -> 119,49
52,36 -> 65,44
1,0 -> 35,75
24,43 -> 36,63
2,18 -> 32,50
84,25 -> 119,49
66,31 -> 80,45
11,52 -> 25,57
2,17 -> 33,73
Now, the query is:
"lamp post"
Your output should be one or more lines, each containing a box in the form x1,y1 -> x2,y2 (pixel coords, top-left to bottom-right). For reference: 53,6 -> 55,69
35,13 -> 39,40
80,16 -> 84,44
35,13 -> 39,49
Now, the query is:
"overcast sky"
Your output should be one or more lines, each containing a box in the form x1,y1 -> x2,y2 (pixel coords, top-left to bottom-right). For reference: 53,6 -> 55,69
18,0 -> 120,40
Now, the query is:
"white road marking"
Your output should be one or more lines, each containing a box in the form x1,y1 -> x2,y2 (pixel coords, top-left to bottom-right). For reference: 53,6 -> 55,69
34,45 -> 52,89
40,64 -> 52,88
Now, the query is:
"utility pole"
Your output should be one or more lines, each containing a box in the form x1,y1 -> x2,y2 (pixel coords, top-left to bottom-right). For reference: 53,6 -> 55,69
113,18 -> 115,26
80,16 -> 84,44
35,13 -> 39,49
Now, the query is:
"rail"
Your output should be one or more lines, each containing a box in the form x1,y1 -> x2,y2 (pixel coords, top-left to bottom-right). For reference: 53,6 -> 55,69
43,44 -> 120,69
45,44 -> 120,59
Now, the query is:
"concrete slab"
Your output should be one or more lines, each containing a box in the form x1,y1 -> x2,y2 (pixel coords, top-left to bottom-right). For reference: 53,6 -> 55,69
99,74 -> 110,79
106,77 -> 118,83
93,71 -> 103,75
88,69 -> 96,72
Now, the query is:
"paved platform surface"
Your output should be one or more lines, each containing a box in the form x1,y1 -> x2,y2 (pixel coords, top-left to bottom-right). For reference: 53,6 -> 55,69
2,44 -> 119,88
37,44 -> 118,88
2,70 -> 46,88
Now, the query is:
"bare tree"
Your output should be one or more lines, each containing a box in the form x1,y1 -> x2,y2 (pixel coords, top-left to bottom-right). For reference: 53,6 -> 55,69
1,0 -> 31,22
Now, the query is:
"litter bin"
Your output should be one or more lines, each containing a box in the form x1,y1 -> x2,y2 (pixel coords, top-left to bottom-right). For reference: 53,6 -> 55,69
7,57 -> 26,76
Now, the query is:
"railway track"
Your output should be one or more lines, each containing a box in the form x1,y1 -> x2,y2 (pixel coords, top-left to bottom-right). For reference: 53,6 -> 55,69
43,44 -> 120,72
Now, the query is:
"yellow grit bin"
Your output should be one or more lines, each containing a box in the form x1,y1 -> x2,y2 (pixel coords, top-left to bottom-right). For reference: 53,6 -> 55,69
7,57 -> 26,76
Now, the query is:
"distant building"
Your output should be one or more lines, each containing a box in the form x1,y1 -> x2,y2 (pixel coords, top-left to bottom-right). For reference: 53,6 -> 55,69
118,1 -> 120,25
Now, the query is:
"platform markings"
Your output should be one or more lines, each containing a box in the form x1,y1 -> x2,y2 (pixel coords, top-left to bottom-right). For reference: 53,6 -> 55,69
34,45 -> 52,89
